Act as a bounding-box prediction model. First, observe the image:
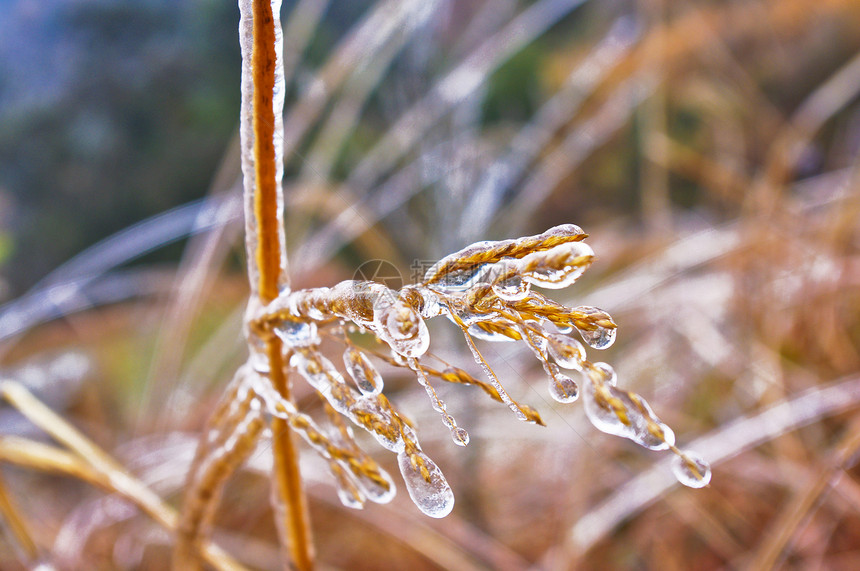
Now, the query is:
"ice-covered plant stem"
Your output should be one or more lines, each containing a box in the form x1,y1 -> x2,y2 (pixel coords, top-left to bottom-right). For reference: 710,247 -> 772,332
176,1 -> 314,570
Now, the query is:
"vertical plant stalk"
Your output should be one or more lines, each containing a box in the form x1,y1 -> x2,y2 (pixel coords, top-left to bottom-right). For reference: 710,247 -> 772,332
239,1 -> 315,570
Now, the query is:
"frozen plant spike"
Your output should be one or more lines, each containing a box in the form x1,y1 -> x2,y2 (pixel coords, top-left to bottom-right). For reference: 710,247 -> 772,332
397,449 -> 455,518
343,346 -> 384,395
671,450 -> 712,488
422,224 -> 587,286
246,224 -> 709,524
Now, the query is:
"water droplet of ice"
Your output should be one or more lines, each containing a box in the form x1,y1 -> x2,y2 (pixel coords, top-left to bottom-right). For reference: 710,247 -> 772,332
577,325 -> 617,350
548,371 -> 579,403
672,451 -> 711,488
343,346 -> 383,395
546,333 -> 586,369
397,450 -> 455,518
273,319 -> 318,347
348,397 -> 405,453
451,427 -> 470,446
492,276 -> 531,301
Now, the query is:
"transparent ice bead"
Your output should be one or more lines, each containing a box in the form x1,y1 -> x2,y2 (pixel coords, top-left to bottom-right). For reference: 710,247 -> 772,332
672,451 -> 711,488
397,450 -> 455,518
547,367 -> 579,403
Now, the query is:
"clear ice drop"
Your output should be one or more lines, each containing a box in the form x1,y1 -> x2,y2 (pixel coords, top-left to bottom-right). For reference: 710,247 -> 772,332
672,451 -> 711,488
451,427 -> 470,446
547,370 -> 579,403
397,450 -> 455,518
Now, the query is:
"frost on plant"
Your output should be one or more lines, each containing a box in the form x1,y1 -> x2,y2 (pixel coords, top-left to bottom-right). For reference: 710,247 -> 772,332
248,224 -> 711,518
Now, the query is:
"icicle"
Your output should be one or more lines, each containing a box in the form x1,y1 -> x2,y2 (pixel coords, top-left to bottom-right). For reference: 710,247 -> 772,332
672,451 -> 711,488
459,327 -> 529,422
343,346 -> 384,395
570,306 -> 617,349
397,450 -> 455,518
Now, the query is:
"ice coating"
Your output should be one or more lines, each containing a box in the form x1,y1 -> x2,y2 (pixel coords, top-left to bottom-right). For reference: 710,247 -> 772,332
242,222 -> 711,525
422,224 -> 587,286
343,346 -> 384,395
397,450 -> 455,518
582,366 -> 675,450
519,241 -> 594,289
273,319 -> 318,347
373,299 -> 430,358
491,275 -> 531,301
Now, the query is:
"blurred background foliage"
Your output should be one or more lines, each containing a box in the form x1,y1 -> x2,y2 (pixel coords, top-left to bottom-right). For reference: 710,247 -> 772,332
1,0 -> 860,569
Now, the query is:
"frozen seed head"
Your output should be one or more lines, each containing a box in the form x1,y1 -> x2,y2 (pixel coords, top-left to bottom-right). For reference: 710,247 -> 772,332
249,225 -> 709,519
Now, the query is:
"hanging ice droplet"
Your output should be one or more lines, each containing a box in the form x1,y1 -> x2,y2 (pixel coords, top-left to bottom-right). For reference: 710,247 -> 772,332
571,306 -> 617,349
547,370 -> 579,403
546,333 -> 586,369
577,324 -> 617,350
672,451 -> 711,488
492,275 -> 531,301
273,319 -> 318,347
451,427 -> 470,446
343,346 -> 383,395
397,450 -> 455,518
